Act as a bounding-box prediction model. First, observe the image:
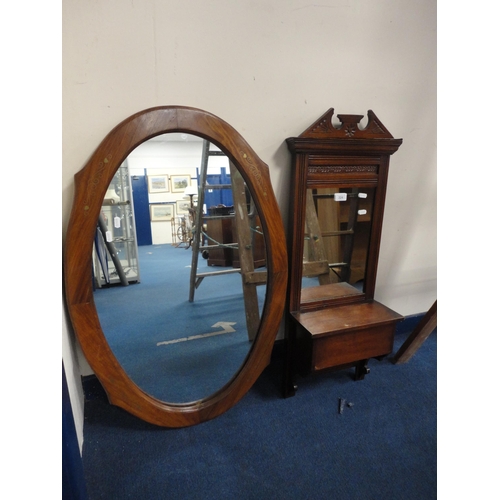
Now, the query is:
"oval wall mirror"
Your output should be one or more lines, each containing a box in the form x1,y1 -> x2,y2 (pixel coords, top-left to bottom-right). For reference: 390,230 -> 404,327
64,106 -> 287,427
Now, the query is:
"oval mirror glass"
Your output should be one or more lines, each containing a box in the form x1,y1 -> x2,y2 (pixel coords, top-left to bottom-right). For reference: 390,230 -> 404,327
92,134 -> 267,403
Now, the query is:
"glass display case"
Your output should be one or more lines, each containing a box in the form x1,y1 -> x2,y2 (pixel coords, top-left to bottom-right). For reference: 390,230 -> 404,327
93,160 -> 140,287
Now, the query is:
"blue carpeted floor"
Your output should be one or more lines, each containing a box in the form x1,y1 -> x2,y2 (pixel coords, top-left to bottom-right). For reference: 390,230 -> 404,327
86,243 -> 436,499
82,328 -> 436,499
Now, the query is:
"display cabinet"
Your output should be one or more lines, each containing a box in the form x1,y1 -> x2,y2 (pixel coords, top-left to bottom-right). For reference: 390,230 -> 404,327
93,161 -> 140,287
283,109 -> 403,397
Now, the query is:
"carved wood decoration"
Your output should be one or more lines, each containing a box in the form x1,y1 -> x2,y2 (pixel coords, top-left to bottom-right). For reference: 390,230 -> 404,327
283,108 -> 402,397
298,108 -> 394,139
64,106 -> 288,427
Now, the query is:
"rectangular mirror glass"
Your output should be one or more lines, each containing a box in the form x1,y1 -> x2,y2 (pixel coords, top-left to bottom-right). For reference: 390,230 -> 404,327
300,186 -> 375,305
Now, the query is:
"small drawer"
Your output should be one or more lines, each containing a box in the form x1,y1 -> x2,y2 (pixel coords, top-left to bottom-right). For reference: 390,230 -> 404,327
311,323 -> 396,372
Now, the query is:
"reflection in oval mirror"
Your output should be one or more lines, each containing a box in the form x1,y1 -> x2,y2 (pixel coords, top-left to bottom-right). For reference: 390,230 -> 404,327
92,134 -> 267,403
300,187 -> 375,305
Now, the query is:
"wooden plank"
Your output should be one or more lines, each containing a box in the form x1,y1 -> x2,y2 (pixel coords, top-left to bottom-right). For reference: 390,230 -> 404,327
316,187 -> 342,266
393,300 -> 437,364
243,271 -> 267,285
230,162 -> 260,341
303,189 -> 336,284
188,139 -> 210,302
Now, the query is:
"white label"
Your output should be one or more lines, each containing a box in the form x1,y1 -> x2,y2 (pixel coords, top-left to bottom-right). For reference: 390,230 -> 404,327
114,216 -> 121,228
334,193 -> 347,201
105,231 -> 112,242
358,209 -> 367,215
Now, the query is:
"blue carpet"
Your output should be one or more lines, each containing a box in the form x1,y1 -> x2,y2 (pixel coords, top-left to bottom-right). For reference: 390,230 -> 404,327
82,329 -> 436,499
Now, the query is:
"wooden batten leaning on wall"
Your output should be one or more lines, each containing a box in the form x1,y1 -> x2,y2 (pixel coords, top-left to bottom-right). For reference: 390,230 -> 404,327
283,108 -> 403,397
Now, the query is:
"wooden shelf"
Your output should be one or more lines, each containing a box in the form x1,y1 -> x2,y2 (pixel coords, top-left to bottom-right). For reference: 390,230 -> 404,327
300,282 -> 362,304
292,300 -> 403,338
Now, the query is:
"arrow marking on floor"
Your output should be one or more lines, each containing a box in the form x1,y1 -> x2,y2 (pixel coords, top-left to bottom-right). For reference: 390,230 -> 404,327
156,322 -> 237,346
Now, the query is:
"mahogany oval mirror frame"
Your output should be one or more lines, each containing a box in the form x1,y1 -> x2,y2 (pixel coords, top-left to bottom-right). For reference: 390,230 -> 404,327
64,106 -> 288,427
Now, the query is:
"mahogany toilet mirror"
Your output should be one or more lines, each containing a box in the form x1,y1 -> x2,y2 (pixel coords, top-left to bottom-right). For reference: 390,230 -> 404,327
64,106 -> 287,427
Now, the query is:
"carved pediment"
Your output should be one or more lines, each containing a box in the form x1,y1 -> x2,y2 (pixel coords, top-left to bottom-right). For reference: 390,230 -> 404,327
298,108 -> 394,139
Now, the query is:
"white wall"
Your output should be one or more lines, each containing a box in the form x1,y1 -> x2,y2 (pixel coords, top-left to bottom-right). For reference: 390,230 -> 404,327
63,0 -> 436,446
127,137 -> 230,244
129,139 -> 201,245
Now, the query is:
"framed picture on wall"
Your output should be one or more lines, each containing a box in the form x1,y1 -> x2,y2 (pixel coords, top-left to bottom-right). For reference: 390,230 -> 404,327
176,200 -> 191,215
170,175 -> 191,193
148,174 -> 169,193
150,203 -> 174,221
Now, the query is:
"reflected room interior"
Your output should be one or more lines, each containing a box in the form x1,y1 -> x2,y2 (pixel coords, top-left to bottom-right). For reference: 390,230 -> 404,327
301,186 -> 375,303
92,134 -> 267,404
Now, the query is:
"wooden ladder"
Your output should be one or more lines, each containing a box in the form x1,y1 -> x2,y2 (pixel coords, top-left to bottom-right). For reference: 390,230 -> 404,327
303,189 -> 362,285
188,140 -> 265,340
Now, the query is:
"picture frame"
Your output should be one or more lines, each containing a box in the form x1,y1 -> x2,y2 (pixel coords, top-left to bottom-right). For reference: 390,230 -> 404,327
176,199 -> 191,215
170,175 -> 191,193
148,174 -> 169,193
150,203 -> 174,221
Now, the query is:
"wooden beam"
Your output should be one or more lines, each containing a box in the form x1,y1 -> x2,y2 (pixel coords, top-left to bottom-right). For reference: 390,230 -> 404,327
393,300 -> 437,364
